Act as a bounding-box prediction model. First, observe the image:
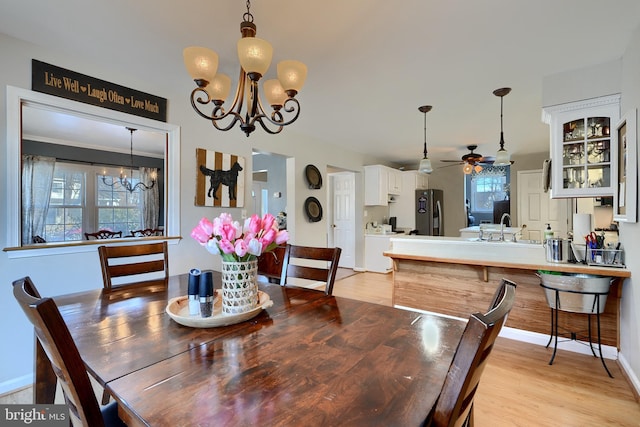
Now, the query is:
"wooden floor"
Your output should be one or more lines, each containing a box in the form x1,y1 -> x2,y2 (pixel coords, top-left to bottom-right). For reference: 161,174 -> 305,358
333,271 -> 640,427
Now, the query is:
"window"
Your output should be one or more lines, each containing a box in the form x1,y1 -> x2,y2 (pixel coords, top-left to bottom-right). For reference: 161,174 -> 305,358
44,164 -> 85,242
97,168 -> 142,233
41,163 -> 144,242
465,166 -> 510,223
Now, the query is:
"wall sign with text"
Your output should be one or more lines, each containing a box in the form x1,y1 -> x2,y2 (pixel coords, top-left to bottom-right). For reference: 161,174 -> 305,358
31,59 -> 167,122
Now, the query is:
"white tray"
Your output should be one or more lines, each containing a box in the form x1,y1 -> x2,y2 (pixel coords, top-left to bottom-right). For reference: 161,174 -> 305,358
166,291 -> 273,328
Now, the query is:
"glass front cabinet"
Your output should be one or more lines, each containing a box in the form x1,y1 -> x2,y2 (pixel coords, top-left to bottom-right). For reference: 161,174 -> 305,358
543,94 -> 620,198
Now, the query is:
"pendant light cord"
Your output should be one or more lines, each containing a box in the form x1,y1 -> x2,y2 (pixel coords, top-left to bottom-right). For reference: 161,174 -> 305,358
423,110 -> 428,158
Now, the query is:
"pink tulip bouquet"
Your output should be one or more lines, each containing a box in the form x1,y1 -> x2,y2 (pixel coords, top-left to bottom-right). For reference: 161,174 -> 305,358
191,213 -> 288,262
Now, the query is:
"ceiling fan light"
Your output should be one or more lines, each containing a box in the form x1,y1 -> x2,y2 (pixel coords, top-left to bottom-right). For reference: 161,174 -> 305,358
419,157 -> 433,174
494,148 -> 511,166
183,46 -> 218,84
463,163 -> 473,174
474,164 -> 483,173
237,37 -> 273,77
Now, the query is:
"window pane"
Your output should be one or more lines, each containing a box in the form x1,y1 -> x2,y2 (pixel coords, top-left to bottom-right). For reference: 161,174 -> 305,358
44,165 -> 85,242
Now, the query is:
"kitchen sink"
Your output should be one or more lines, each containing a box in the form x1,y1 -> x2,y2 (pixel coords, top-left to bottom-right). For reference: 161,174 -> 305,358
466,238 -> 540,244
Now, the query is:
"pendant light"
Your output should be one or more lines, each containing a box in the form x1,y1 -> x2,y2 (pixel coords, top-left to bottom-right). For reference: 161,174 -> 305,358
493,87 -> 512,166
418,105 -> 433,174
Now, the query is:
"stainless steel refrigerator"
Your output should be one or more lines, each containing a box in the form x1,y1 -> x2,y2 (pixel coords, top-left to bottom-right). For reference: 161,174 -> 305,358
415,189 -> 444,236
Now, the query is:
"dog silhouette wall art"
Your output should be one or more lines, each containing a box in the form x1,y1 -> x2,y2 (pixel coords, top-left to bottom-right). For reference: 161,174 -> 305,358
195,149 -> 245,207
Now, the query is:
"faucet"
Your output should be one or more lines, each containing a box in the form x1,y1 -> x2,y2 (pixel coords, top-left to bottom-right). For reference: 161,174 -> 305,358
499,213 -> 512,241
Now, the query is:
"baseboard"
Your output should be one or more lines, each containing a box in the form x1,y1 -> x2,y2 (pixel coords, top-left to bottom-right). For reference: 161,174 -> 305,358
0,374 -> 32,397
353,267 -> 366,272
618,353 -> 640,398
395,305 -> 618,359
499,326 -> 618,360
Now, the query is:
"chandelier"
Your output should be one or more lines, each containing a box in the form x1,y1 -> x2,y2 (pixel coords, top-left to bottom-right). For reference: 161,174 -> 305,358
418,105 -> 433,174
493,87 -> 512,165
101,128 -> 156,193
183,0 -> 307,137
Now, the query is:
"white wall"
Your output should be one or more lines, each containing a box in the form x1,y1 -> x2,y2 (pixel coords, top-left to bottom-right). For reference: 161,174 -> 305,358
618,24 -> 640,392
0,33 -> 385,393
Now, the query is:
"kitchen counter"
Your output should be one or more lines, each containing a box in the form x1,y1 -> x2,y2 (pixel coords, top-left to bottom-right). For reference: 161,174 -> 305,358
364,233 -> 395,273
383,235 -> 630,350
384,235 -> 630,278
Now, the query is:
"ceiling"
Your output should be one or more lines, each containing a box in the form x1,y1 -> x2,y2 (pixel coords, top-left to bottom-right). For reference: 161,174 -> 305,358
3,0 -> 640,167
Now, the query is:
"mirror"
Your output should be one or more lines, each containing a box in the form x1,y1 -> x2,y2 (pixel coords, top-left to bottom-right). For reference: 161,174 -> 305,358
5,86 -> 181,254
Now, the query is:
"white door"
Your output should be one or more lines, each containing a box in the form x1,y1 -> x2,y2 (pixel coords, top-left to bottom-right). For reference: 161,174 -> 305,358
251,182 -> 266,217
518,170 -> 568,241
330,172 -> 356,268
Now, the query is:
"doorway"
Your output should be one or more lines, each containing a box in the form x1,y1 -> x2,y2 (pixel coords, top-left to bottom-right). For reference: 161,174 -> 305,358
252,150 -> 288,224
328,171 -> 356,268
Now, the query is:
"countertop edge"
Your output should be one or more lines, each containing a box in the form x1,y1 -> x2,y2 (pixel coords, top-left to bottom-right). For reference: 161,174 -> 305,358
383,251 -> 631,278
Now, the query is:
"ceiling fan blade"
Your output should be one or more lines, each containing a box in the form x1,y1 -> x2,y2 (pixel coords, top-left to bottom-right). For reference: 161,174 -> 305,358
438,163 -> 465,169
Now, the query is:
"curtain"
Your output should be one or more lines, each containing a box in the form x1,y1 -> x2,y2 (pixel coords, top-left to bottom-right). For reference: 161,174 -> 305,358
141,167 -> 160,230
22,155 -> 55,245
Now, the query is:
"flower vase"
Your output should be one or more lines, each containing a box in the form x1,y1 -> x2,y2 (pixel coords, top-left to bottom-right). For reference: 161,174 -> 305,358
220,259 -> 259,314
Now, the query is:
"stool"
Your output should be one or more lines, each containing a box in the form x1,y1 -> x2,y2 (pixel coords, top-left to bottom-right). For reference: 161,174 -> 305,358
540,282 -> 613,378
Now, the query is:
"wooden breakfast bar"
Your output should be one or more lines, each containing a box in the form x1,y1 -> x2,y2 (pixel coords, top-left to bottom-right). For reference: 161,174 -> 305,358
384,236 -> 631,350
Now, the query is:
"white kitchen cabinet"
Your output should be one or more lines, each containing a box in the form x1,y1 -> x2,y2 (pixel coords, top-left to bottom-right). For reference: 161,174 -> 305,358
387,169 -> 403,195
542,95 -> 620,198
364,165 -> 389,206
388,170 -> 428,231
364,234 -> 393,273
364,165 -> 404,205
406,170 -> 429,190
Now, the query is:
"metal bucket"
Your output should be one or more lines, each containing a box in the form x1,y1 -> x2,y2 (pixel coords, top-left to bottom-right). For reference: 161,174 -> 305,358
544,238 -> 565,263
538,272 -> 613,314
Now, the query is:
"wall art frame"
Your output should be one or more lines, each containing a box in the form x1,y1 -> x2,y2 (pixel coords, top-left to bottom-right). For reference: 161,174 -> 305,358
613,108 -> 637,223
195,148 -> 245,208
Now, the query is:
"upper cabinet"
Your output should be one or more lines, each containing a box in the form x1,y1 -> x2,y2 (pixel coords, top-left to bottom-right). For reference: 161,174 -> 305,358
408,170 -> 429,190
387,169 -> 403,195
543,94 -> 620,198
364,165 -> 404,205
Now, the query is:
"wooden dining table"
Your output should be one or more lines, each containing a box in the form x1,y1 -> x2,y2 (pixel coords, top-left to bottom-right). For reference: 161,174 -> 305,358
38,274 -> 467,426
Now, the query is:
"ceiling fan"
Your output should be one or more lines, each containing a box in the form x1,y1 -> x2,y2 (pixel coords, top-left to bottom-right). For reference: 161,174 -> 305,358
440,145 -> 492,165
440,145 -> 513,174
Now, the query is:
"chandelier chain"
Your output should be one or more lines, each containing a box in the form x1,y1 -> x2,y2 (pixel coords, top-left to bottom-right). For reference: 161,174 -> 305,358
243,0 -> 254,23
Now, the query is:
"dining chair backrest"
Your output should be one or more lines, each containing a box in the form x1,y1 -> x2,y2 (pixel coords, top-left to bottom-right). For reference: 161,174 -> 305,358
85,230 -> 123,240
426,279 -> 517,427
279,244 -> 342,295
257,245 -> 287,283
129,228 -> 163,237
12,276 -> 125,427
98,241 -> 169,294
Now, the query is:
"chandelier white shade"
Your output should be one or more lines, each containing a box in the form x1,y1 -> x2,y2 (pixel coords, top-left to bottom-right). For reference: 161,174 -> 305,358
183,1 -> 307,136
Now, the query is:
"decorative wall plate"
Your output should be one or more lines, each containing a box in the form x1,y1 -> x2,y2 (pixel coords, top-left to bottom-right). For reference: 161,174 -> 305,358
304,197 -> 323,222
305,164 -> 322,189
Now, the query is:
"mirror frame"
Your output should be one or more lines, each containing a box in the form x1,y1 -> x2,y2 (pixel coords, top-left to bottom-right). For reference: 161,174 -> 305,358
4,86 -> 181,257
